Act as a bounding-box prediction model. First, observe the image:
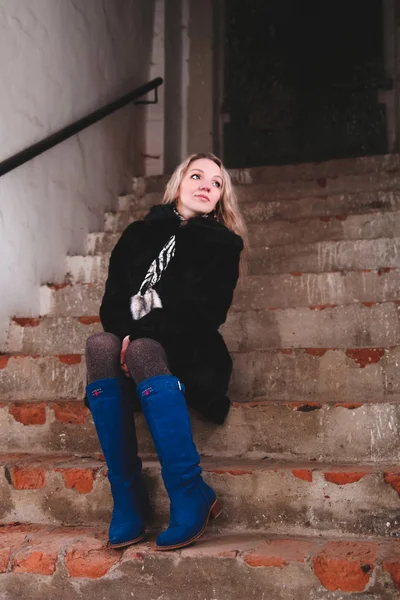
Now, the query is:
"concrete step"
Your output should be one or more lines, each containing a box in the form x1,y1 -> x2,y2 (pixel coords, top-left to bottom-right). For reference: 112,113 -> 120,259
39,282 -> 103,317
9,302 -> 400,354
65,254 -> 108,284
91,210 -> 400,253
224,302 -> 400,351
248,238 -> 400,275
65,238 -> 400,284
40,268 -> 400,317
248,210 -> 400,247
116,191 -> 163,212
1,346 -> 400,404
103,207 -> 147,233
0,398 -> 398,462
7,316 -> 102,355
145,152 -> 400,197
0,526 -> 398,599
228,151 -> 400,186
233,346 -> 400,404
240,190 -> 400,223
1,454 -> 400,539
0,354 -> 86,401
1,400 -> 399,465
103,191 -> 400,234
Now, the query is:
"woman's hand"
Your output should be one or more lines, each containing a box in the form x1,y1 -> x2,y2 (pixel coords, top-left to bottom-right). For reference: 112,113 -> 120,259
120,335 -> 131,377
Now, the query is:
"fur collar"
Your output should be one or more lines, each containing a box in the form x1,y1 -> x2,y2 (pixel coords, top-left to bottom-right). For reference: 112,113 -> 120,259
144,204 -> 243,249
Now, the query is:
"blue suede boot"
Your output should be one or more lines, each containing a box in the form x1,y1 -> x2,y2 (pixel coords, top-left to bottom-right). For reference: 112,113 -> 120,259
137,375 -> 222,551
86,377 -> 147,548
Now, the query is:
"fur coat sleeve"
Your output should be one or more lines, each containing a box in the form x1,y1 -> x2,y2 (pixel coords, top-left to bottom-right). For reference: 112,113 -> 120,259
99,221 -> 145,340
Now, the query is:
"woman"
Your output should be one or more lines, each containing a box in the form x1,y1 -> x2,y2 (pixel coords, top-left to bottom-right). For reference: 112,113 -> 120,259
85,153 -> 246,552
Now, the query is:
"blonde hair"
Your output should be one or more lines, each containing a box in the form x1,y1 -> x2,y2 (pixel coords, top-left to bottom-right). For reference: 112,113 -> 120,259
162,153 -> 248,275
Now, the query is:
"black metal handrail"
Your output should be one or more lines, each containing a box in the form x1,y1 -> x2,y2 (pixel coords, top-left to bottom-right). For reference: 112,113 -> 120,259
0,77 -> 163,178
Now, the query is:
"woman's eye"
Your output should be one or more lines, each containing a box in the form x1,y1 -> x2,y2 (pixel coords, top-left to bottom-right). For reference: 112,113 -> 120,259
191,174 -> 200,180
213,181 -> 221,188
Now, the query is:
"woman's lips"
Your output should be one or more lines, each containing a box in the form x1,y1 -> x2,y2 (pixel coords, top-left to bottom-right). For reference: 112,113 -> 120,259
195,194 -> 209,201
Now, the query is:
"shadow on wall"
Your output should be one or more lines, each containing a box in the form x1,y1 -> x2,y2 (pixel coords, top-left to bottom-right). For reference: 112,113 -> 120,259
0,0 -> 156,351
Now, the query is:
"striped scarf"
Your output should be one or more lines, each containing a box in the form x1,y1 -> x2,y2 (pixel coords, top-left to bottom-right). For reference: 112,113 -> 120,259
130,208 -> 184,320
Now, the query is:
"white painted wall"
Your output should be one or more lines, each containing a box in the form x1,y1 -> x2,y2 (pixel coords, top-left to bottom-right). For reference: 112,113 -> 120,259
142,0 -> 165,176
0,0 -> 155,350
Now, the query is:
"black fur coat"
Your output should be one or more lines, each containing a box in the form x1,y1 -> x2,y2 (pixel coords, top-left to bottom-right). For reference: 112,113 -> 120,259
100,203 -> 243,424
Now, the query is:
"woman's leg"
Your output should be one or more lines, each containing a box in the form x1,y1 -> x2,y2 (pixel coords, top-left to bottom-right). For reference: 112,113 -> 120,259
130,339 -> 221,551
85,332 -> 146,548
124,337 -> 171,383
85,331 -> 121,383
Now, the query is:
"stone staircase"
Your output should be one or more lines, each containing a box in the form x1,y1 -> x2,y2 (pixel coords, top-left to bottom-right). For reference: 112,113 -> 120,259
1,154 -> 400,599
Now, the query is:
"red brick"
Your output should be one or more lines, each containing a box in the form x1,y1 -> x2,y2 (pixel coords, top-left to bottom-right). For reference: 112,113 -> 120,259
290,272 -> 303,276
335,215 -> 347,221
58,355 -> 82,365
383,562 -> 400,590
279,349 -> 293,355
9,403 -> 46,425
0,548 -> 10,572
0,525 -> 43,571
378,267 -> 392,276
319,217 -> 331,222
305,348 -> 328,357
384,472 -> 400,496
313,541 -> 378,592
11,467 -> 46,490
13,547 -> 57,575
12,318 -> 40,327
0,356 -> 10,369
292,470 -> 313,482
345,348 -> 385,368
78,316 -> 101,325
48,283 -> 69,290
291,402 -> 322,410
56,468 -> 95,494
65,538 -> 120,578
362,302 -> 376,307
11,531 -> 76,576
324,472 -> 367,485
244,539 -> 317,568
51,402 -> 89,424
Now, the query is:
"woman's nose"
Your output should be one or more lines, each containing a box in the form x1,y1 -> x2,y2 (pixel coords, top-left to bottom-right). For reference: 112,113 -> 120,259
200,181 -> 211,191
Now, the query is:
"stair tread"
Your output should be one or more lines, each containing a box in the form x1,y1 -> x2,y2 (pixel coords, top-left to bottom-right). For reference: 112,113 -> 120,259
71,234 -> 400,258
103,206 -> 400,224
0,523 -> 398,588
2,452 -> 399,472
2,342 -> 399,358
13,297 -> 400,320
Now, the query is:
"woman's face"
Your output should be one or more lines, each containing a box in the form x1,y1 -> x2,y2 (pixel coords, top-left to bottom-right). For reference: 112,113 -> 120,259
176,158 -> 223,219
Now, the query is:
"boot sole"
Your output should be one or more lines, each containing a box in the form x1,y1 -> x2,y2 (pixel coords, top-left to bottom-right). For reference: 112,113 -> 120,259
155,498 -> 222,551
109,531 -> 146,549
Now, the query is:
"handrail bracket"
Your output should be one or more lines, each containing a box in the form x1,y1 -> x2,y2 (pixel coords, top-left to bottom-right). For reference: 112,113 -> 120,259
135,87 -> 159,105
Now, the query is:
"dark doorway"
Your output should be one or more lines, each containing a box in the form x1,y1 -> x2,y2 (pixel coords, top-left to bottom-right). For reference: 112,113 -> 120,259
222,0 -> 388,167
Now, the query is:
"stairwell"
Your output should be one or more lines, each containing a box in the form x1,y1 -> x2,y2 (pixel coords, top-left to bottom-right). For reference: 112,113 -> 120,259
1,154 -> 400,598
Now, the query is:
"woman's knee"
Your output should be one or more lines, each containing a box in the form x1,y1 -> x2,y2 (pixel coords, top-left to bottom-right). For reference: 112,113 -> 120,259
125,337 -> 165,362
85,332 -> 121,359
